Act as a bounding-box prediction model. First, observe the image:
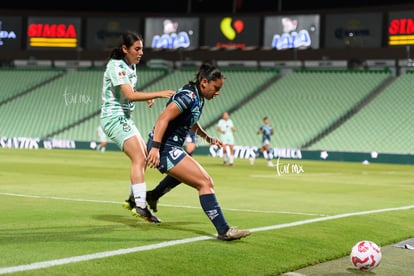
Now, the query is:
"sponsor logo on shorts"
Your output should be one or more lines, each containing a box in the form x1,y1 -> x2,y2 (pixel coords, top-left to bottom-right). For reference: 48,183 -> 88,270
169,148 -> 183,160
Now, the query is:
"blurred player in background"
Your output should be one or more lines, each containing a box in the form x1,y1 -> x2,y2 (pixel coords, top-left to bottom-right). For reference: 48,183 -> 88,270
216,111 -> 236,166
96,125 -> 108,152
250,116 -> 274,167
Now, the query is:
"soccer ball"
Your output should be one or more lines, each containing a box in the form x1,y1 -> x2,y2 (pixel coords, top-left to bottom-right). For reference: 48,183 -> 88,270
350,240 -> 382,271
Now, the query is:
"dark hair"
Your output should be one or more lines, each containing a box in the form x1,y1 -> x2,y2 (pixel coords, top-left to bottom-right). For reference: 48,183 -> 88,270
189,63 -> 225,86
108,31 -> 143,60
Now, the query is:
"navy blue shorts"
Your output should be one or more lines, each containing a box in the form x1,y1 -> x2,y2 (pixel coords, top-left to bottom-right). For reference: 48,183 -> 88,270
148,140 -> 188,174
157,146 -> 187,173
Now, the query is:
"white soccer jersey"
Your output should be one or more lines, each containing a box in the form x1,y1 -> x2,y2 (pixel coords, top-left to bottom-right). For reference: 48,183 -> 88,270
217,118 -> 235,144
100,59 -> 137,119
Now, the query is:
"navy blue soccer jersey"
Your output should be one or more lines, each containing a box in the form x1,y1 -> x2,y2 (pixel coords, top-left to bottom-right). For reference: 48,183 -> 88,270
260,124 -> 273,143
150,84 -> 204,147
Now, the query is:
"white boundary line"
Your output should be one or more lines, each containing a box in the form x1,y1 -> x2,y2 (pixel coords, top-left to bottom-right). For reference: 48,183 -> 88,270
0,192 -> 325,216
0,236 -> 213,275
1,193 -> 413,274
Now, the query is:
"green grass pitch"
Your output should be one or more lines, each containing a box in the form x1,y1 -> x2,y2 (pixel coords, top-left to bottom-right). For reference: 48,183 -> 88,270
0,148 -> 413,275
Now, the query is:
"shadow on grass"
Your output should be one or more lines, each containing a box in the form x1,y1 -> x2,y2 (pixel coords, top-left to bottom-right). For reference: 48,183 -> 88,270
94,214 -> 213,237
0,224 -> 128,244
346,268 -> 377,274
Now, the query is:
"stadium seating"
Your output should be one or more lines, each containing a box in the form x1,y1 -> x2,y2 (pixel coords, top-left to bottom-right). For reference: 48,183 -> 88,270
0,68 -> 65,103
309,70 -> 414,154
0,64 -> 412,155
0,67 -> 168,139
128,67 -> 280,140
219,68 -> 392,149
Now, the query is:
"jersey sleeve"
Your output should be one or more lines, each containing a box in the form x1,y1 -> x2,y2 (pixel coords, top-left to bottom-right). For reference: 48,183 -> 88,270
107,60 -> 131,87
217,119 -> 224,130
172,89 -> 195,112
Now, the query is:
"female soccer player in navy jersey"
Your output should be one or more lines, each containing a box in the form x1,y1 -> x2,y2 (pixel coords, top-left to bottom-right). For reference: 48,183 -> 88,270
146,63 -> 250,241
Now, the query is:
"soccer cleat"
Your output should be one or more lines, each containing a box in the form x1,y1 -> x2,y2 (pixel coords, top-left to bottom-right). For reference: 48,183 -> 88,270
217,227 -> 251,241
122,196 -> 136,211
131,206 -> 161,223
267,160 -> 274,167
146,191 -> 159,213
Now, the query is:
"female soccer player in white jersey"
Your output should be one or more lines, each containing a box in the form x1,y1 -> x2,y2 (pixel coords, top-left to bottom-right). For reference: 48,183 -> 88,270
100,31 -> 174,223
216,111 -> 237,166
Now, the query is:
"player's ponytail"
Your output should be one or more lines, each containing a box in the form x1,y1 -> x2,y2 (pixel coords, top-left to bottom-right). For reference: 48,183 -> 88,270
190,63 -> 225,86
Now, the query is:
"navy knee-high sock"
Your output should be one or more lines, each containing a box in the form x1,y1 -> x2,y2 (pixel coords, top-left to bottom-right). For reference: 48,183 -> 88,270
151,175 -> 181,200
199,193 -> 229,235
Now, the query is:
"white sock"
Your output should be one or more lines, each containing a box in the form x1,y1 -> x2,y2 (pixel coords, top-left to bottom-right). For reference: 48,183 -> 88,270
229,155 -> 234,164
223,154 -> 227,162
132,183 -> 147,208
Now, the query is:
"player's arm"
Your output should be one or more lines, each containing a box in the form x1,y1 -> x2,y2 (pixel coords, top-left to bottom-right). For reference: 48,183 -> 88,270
120,84 -> 174,101
147,102 -> 181,168
193,123 -> 222,148
152,103 -> 180,144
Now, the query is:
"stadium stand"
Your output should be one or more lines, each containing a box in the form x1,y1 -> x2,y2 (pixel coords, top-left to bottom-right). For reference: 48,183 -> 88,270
0,68 -> 65,104
0,67 -> 169,140
124,66 -> 280,141
308,70 -> 414,154
1,64 -> 412,155
217,68 -> 393,149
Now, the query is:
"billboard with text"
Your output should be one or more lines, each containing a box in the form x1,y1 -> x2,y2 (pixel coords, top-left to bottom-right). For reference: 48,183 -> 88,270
263,15 -> 320,50
144,17 -> 199,49
0,16 -> 22,50
86,18 -> 141,50
325,13 -> 382,48
388,11 -> 414,46
27,17 -> 81,49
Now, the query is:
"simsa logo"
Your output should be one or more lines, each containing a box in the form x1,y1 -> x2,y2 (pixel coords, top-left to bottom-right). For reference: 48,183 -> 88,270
27,23 -> 78,48
388,18 -> 414,45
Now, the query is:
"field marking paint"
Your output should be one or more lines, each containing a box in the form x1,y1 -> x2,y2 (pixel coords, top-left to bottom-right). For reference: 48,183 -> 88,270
0,192 -> 325,216
249,205 -> 414,232
0,236 -> 213,275
0,197 -> 413,275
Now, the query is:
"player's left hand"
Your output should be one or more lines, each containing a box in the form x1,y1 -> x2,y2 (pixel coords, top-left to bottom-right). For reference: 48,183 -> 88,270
209,137 -> 223,148
146,148 -> 160,168
147,99 -> 154,108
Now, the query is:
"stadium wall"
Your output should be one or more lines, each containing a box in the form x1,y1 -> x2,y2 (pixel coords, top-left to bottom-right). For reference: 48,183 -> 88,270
1,137 -> 412,165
